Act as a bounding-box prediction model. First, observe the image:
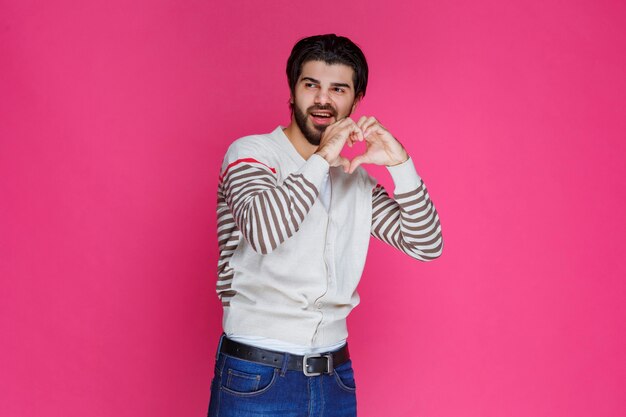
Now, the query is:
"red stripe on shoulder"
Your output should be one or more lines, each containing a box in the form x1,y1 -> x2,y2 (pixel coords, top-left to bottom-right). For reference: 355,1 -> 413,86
220,158 -> 277,180
372,183 -> 387,196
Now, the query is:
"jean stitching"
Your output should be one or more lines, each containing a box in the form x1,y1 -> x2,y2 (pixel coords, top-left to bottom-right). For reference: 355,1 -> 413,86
227,369 -> 261,391
213,354 -> 228,417
307,378 -> 313,417
320,376 -> 325,416
333,370 -> 356,393
211,392 -> 219,417
220,368 -> 279,398
217,353 -> 227,377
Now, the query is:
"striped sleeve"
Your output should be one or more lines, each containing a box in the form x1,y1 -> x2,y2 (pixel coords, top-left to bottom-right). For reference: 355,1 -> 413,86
370,158 -> 444,261
220,153 -> 329,255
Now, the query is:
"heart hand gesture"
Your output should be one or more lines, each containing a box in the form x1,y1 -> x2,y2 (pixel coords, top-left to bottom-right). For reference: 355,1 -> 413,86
314,117 -> 364,173
314,116 -> 409,174
347,116 -> 408,173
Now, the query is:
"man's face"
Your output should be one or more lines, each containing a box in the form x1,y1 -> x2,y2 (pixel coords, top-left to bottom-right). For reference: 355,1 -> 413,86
292,60 -> 359,146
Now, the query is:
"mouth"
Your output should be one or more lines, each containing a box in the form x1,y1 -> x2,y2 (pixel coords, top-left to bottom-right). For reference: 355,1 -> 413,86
309,110 -> 335,126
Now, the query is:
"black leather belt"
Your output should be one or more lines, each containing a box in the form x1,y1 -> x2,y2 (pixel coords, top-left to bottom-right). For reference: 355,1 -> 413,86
220,337 -> 350,376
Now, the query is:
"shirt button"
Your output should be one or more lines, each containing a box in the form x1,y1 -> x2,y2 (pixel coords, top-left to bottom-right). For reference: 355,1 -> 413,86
316,302 -> 323,309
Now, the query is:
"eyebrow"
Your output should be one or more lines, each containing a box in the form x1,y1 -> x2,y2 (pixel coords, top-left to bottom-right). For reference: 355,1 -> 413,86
301,77 -> 352,89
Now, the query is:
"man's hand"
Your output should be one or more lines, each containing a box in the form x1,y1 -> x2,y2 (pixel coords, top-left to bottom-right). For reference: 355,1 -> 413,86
315,118 -> 364,173
348,116 -> 409,174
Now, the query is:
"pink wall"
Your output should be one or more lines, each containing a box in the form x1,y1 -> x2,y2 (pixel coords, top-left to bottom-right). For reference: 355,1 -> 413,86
1,1 -> 625,416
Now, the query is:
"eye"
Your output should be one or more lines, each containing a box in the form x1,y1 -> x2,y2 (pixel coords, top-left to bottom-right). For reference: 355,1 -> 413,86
305,83 -> 318,89
333,87 -> 345,93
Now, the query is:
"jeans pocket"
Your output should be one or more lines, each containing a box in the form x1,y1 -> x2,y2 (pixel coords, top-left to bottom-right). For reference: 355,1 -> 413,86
220,356 -> 278,397
333,360 -> 357,392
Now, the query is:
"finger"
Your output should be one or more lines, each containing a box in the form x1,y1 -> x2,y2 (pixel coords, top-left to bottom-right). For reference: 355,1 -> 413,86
356,115 -> 368,130
348,154 -> 369,174
338,117 -> 360,141
338,116 -> 353,126
350,130 -> 363,146
333,122 -> 354,145
324,118 -> 344,136
336,118 -> 355,138
351,127 -> 364,142
347,119 -> 364,141
364,120 -> 390,141
337,155 -> 351,173
357,124 -> 365,141
369,124 -> 391,141
336,118 -> 363,145
361,117 -> 378,138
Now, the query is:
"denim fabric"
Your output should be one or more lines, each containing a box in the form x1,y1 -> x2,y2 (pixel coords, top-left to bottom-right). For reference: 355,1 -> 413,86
207,346 -> 357,416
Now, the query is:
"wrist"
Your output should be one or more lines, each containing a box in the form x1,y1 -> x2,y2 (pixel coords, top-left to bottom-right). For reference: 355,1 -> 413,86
315,149 -> 332,164
386,150 -> 409,167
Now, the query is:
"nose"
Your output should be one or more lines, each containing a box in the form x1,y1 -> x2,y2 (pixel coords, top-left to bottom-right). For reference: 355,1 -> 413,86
314,88 -> 330,105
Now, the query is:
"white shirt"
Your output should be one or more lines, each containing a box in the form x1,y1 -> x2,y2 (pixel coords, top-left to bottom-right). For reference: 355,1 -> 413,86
230,172 -> 342,354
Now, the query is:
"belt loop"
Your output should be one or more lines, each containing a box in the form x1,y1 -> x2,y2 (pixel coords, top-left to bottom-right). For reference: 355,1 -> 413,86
215,333 -> 226,361
280,352 -> 290,377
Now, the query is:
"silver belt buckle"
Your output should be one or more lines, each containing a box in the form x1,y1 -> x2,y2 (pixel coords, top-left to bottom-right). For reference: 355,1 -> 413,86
303,353 -> 333,376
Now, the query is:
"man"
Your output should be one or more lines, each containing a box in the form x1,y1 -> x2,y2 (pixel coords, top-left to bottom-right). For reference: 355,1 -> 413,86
208,34 -> 443,417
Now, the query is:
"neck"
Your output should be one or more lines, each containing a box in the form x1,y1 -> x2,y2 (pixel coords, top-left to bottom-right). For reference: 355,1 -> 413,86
283,120 -> 318,160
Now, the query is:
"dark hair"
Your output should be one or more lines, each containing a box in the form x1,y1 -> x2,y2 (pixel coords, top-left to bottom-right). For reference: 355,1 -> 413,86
286,34 -> 368,104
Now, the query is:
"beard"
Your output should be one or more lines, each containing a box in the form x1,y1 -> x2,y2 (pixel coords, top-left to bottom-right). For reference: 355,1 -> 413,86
293,103 -> 337,146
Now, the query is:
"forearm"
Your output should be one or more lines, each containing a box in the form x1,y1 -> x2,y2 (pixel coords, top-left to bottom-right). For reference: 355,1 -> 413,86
222,155 -> 329,254
371,157 -> 444,261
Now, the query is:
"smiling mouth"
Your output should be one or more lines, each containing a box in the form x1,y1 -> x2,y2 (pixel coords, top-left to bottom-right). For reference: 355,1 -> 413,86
309,111 -> 335,125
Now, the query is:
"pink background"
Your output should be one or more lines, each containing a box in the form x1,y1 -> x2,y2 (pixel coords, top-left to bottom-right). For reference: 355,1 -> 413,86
1,1 -> 625,416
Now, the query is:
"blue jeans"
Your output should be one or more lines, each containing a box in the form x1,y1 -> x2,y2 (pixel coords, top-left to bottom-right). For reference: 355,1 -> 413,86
207,343 -> 357,416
